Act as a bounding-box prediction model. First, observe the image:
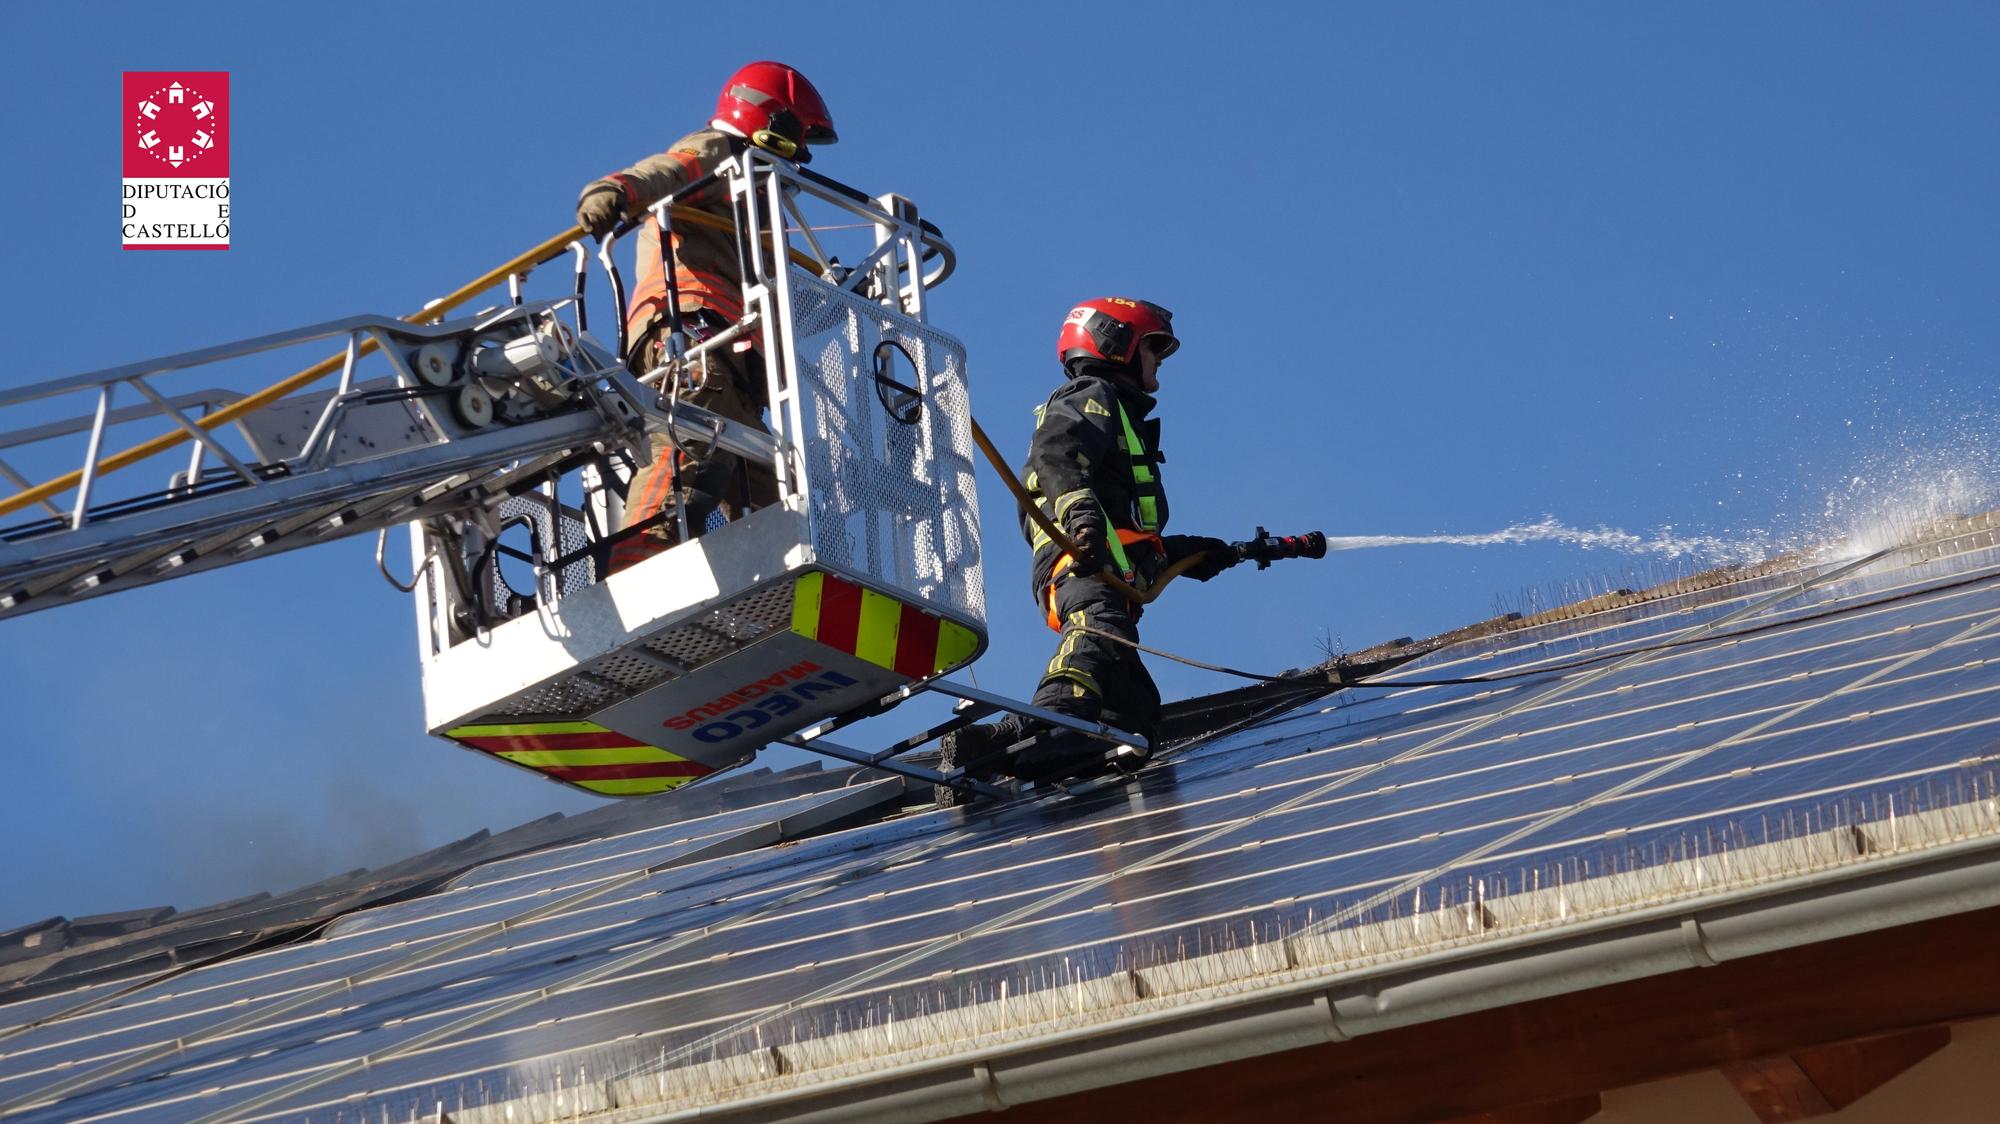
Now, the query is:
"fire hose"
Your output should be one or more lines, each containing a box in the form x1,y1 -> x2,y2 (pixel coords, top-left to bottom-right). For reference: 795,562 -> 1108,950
967,419 -> 1326,608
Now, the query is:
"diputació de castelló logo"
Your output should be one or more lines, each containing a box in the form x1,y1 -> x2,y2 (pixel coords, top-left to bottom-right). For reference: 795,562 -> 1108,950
122,71 -> 230,250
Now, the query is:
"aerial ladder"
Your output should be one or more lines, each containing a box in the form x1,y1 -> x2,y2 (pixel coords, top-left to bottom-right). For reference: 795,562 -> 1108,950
0,153 -> 1155,801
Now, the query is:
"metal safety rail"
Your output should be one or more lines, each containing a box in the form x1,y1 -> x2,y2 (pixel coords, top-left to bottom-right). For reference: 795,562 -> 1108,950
785,677 -> 1152,792
636,151 -> 1156,794
0,299 -> 646,620
405,150 -> 1015,799
401,149 -> 979,654
588,149 -> 962,557
0,143 -> 1128,804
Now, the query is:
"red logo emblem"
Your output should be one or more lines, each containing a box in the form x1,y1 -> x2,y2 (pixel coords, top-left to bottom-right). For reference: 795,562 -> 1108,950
123,72 -> 229,177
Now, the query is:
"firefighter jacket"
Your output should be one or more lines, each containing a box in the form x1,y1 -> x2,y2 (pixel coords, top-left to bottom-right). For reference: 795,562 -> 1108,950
592,129 -> 748,339
1020,372 -> 1172,577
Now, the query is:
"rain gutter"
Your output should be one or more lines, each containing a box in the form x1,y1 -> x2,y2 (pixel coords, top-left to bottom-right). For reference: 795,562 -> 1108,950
640,830 -> 2000,1123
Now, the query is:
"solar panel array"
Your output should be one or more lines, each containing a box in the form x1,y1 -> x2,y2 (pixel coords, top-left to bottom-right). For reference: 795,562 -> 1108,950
6,524 -> 2000,1122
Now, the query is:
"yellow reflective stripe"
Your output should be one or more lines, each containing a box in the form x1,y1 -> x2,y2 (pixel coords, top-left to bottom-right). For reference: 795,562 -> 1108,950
934,619 -> 979,673
495,746 -> 682,767
854,588 -> 902,669
447,721 -> 610,738
1051,489 -> 1093,516
573,776 -> 693,796
1044,625 -> 1074,676
1137,496 -> 1160,529
791,571 -> 824,640
1029,495 -> 1062,551
1043,670 -> 1098,695
1045,610 -> 1102,693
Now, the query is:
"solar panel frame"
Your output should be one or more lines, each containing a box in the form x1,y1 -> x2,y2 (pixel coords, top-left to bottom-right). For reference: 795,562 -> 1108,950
12,530 -> 2000,1122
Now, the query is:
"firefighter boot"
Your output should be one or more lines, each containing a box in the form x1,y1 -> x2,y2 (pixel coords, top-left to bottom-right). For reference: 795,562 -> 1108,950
933,715 -> 1035,808
1006,723 -> 1119,784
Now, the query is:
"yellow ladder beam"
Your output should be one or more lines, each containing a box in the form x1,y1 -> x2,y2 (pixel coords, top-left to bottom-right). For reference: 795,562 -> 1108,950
0,207 -> 827,523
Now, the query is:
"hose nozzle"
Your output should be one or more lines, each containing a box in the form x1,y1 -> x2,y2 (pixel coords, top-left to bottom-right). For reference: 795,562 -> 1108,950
1234,527 -> 1328,570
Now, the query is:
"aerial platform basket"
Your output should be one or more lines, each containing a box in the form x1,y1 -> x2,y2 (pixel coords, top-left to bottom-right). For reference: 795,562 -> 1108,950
413,153 -> 989,795
0,148 -> 1129,802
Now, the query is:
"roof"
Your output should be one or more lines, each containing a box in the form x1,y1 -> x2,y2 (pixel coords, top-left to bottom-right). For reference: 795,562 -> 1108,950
6,513 -> 2000,1122
0,764 -> 893,1004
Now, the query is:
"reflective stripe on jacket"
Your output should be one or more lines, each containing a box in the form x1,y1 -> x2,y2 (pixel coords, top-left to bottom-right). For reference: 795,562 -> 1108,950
1020,372 -> 1170,550
600,129 -> 747,338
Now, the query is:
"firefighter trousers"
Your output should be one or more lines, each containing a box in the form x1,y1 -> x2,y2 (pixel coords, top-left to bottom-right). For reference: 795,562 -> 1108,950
1029,546 -> 1162,746
610,319 -> 780,573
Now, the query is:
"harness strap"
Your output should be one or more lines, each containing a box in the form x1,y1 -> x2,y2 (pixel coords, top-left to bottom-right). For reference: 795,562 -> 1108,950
1116,402 -> 1162,531
1044,529 -> 1164,630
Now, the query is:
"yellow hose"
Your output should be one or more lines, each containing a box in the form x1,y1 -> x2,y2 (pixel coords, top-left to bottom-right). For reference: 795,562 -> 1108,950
969,418 -> 1208,606
0,211 -> 823,522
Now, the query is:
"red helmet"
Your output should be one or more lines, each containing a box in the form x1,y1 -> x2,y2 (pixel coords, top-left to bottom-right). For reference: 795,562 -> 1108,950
712,61 -> 838,162
1056,297 -> 1179,371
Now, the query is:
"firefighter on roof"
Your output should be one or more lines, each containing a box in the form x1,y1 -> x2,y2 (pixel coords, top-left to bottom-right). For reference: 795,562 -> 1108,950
573,61 -> 838,571
939,298 -> 1235,801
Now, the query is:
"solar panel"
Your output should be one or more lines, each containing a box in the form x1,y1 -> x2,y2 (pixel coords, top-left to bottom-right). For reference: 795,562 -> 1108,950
8,527 -> 2000,1122
0,779 -> 906,1119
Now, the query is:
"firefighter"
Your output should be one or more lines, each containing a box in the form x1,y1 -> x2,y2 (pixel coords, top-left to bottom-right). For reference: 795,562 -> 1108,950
573,61 -> 838,571
938,298 -> 1236,802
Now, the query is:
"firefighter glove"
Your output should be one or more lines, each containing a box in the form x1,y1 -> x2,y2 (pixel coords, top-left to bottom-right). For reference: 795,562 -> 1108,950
1166,535 -> 1236,582
576,181 -> 628,238
1059,497 -> 1110,576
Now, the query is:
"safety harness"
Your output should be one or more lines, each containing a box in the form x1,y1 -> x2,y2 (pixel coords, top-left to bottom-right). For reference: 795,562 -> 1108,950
1037,399 -> 1166,630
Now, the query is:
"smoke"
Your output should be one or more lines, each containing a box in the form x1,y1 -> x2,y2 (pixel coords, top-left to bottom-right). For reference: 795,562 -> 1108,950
156,770 -> 430,907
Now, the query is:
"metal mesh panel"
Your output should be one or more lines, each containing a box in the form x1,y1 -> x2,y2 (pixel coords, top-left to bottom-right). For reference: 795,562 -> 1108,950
712,579 -> 797,638
646,623 -> 746,668
496,673 -> 624,717
786,276 -> 985,626
588,651 -> 676,691
493,494 -> 598,602
489,584 -> 792,718
643,581 -> 795,669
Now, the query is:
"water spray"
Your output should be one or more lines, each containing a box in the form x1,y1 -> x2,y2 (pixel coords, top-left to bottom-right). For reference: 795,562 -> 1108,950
1306,516 -> 1785,566
1224,517 -> 1782,567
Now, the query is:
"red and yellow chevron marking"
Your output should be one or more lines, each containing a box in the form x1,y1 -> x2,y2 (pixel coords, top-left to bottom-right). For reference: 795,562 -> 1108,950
445,720 -> 713,796
790,572 -> 979,679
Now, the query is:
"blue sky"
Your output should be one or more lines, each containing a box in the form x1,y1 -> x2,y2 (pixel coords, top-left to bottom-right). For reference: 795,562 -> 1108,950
3,2 -> 1998,929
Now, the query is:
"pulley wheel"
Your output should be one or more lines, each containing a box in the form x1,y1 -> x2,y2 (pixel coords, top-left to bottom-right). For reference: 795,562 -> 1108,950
454,384 -> 493,428
411,342 -> 458,387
